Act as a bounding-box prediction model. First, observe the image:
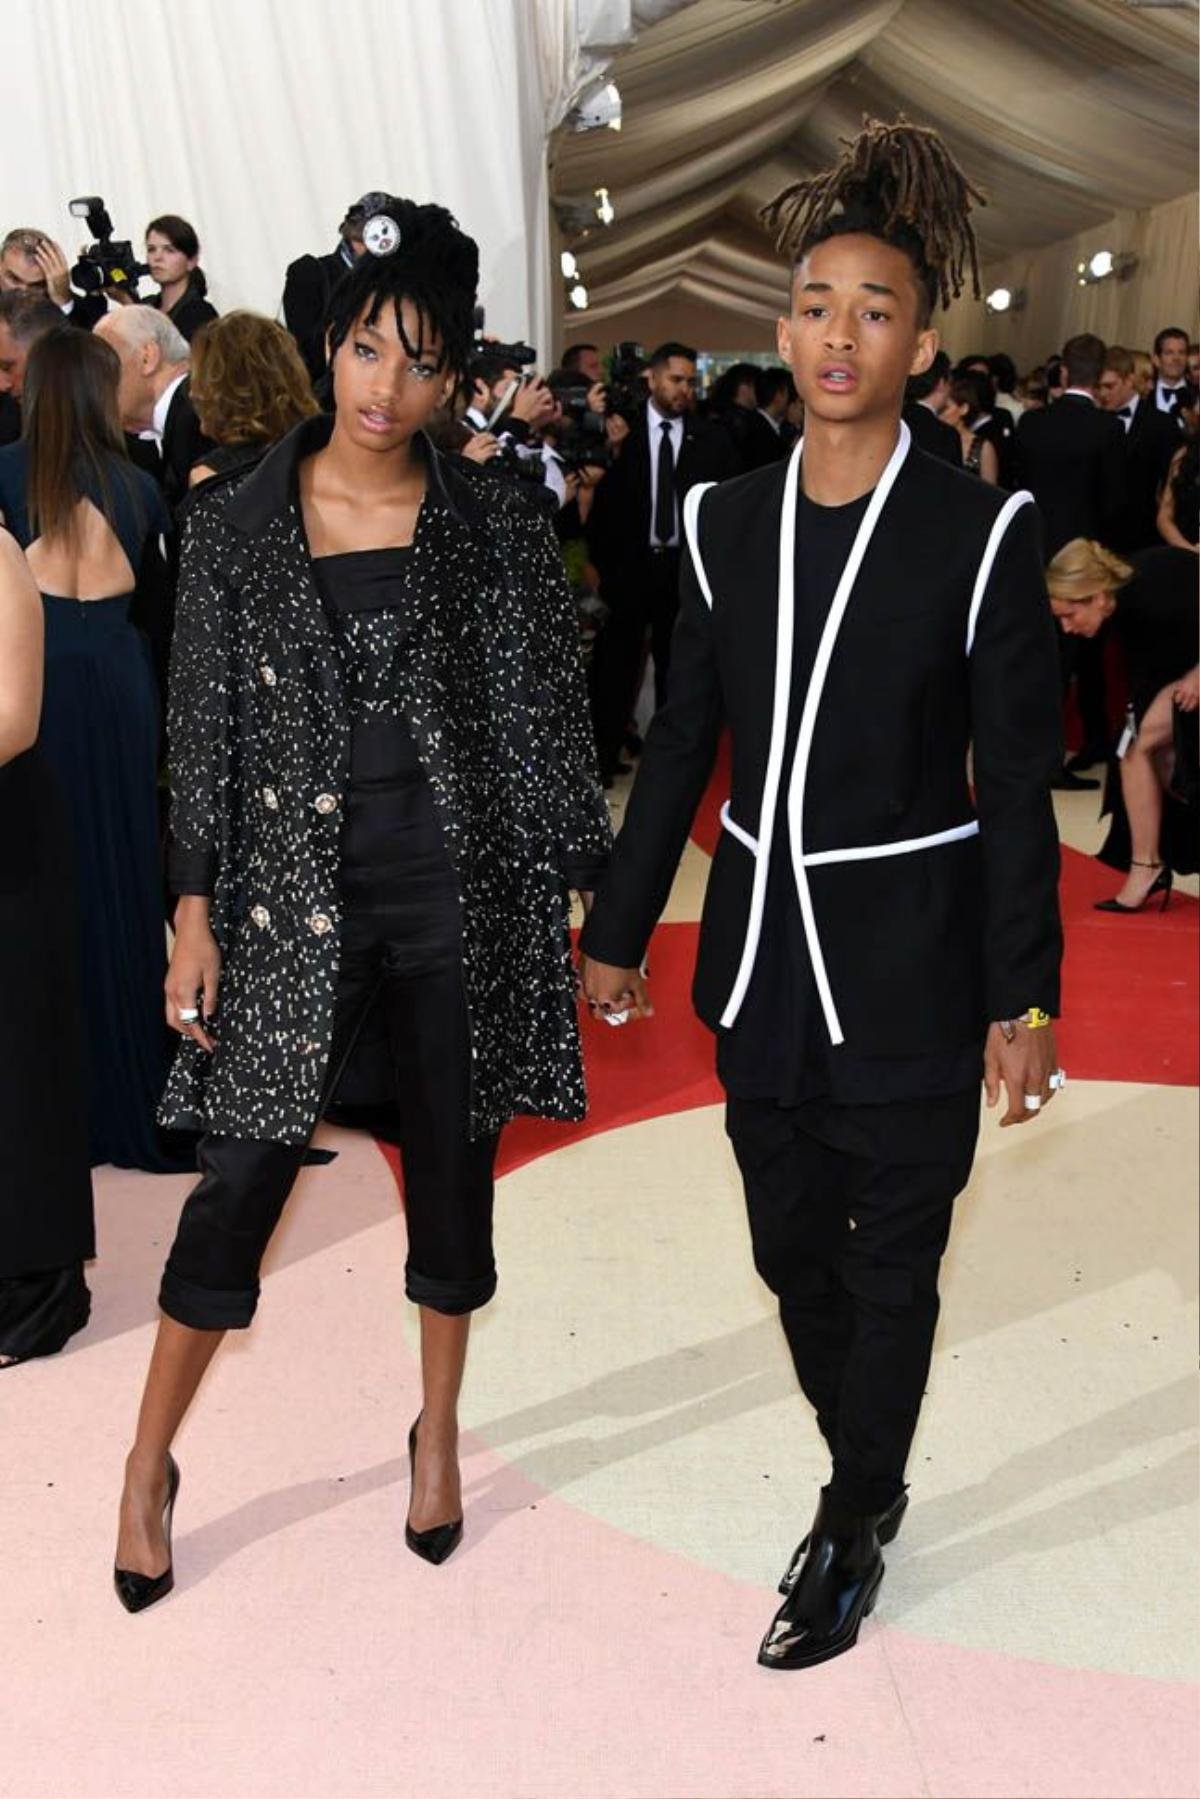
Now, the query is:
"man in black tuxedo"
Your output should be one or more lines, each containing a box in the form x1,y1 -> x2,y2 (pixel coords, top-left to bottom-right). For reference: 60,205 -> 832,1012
1099,347 -> 1181,551
585,341 -> 738,782
741,367 -> 793,472
902,349 -> 962,466
1016,332 -> 1126,778
0,229 -> 107,331
282,201 -> 368,387
1151,326 -> 1197,420
582,120 -> 1063,1672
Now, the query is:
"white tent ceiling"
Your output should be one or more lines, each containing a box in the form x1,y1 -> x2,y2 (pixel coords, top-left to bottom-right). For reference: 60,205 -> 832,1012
553,0 -> 1198,350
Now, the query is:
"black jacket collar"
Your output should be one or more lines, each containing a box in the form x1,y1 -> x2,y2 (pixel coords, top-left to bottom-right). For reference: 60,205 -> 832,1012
223,412 -> 485,539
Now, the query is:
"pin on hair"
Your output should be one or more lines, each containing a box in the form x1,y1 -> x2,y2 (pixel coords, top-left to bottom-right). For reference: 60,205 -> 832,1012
760,115 -> 986,313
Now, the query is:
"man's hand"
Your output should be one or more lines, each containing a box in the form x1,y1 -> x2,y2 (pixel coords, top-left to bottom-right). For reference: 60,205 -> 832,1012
984,1021 -> 1060,1127
579,954 -> 653,1024
511,375 -> 556,429
34,237 -> 72,306
1172,666 -> 1199,712
586,381 -> 607,417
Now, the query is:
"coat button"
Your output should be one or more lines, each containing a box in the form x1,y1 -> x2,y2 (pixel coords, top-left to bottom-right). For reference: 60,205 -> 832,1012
313,793 -> 338,815
259,663 -> 277,687
250,904 -> 271,929
307,911 -> 333,936
262,787 -> 279,810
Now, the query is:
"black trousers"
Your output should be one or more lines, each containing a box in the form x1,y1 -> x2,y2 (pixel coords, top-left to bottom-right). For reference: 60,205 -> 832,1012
726,1088 -> 979,1517
589,547 -> 681,779
160,781 -> 499,1330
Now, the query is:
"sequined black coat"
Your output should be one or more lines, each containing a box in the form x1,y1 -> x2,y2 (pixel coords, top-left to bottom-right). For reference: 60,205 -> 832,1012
159,415 -> 611,1144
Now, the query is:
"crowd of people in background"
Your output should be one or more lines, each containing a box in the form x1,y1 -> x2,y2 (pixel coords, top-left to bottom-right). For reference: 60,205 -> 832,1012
0,189 -> 1196,1371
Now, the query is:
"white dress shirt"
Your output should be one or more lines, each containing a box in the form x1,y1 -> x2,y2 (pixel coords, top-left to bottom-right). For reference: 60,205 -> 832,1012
647,400 -> 684,547
1156,379 -> 1189,414
150,371 -> 188,443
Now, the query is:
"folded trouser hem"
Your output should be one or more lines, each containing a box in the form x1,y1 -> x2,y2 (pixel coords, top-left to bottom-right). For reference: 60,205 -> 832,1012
405,1264 -> 497,1315
159,1268 -> 260,1330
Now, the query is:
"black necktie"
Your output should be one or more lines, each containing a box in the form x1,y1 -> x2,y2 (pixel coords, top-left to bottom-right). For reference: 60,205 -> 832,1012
654,420 -> 676,545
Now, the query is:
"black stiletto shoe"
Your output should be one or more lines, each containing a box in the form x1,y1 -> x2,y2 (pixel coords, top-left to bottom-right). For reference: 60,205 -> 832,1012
1094,861 -> 1173,914
114,1454 -> 180,1614
778,1485 -> 908,1595
759,1488 -> 884,1672
405,1419 -> 463,1566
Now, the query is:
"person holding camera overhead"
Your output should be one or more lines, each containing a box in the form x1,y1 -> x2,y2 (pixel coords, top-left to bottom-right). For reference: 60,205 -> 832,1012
0,227 -> 106,330
145,215 -> 218,344
111,196 -> 611,1612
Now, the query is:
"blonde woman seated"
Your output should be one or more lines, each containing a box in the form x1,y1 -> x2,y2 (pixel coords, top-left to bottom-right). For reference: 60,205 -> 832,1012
1047,537 -> 1198,912
187,311 -> 319,491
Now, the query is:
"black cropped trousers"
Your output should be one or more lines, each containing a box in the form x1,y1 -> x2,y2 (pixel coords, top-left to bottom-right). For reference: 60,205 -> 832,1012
726,1088 -> 980,1518
160,779 -> 498,1331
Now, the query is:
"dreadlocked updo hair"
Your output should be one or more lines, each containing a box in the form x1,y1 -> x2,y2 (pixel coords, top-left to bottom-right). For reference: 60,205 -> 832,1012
325,197 -> 479,380
759,116 -> 985,323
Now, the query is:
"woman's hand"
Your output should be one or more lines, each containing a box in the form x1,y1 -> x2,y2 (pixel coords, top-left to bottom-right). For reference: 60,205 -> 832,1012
1173,667 -> 1199,712
461,431 -> 501,466
166,899 -> 221,1052
579,954 -> 653,1025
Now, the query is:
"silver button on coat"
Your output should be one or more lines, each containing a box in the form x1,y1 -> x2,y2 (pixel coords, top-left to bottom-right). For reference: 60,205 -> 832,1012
250,905 -> 271,929
313,793 -> 338,814
307,911 -> 333,935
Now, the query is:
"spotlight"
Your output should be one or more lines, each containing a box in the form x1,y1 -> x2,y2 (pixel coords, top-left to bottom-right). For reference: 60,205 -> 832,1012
569,80 -> 622,134
569,283 -> 590,311
1077,248 -> 1139,286
595,187 -> 616,226
1089,249 -> 1114,279
560,250 -> 578,280
985,286 -> 1026,315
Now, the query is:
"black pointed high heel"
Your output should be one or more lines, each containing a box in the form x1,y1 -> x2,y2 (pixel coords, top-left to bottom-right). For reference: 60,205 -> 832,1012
114,1454 -> 180,1614
1094,860 -> 1173,914
405,1419 -> 463,1566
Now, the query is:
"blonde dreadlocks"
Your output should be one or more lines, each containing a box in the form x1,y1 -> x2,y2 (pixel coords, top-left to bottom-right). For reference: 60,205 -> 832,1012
759,116 -> 985,317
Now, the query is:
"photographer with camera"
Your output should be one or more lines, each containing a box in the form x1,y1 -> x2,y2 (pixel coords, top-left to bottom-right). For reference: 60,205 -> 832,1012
1,228 -> 106,330
145,215 -> 218,344
282,195 -> 375,386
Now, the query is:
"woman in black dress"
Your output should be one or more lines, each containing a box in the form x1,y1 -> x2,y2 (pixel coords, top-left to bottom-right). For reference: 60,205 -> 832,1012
0,328 -> 183,1171
0,530 -> 93,1366
1047,536 -> 1199,908
145,215 -> 218,344
113,199 -> 611,1609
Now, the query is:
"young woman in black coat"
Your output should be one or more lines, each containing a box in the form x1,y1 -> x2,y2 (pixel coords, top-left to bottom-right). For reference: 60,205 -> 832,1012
113,199 -> 610,1610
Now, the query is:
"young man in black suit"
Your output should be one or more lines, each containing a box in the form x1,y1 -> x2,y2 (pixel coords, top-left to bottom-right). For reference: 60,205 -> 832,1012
902,348 -> 962,466
580,119 -> 1064,1671
282,199 -> 370,387
1017,333 -> 1126,778
585,343 -> 737,782
1151,326 -> 1196,419
1099,346 -> 1182,551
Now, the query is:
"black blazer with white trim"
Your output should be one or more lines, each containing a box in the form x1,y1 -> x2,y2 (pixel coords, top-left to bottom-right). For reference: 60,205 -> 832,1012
581,427 -> 1064,1058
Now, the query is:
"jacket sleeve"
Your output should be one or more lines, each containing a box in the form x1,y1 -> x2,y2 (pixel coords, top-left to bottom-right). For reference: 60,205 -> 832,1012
970,500 -> 1064,1018
580,543 -> 724,969
526,512 -> 613,891
165,509 -> 233,897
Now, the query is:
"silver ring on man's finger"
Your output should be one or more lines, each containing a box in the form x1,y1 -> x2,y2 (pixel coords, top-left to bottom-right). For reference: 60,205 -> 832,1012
1023,1093 -> 1043,1111
1048,1069 -> 1066,1091
178,1007 -> 200,1023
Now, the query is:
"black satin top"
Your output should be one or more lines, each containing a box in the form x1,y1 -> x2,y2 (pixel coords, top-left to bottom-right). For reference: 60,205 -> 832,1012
312,545 -> 424,784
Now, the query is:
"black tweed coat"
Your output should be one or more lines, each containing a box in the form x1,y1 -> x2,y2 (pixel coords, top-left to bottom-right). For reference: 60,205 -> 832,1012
159,415 -> 612,1144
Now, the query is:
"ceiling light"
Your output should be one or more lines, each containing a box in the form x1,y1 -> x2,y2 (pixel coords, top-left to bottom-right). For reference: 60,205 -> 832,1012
1089,250 -> 1115,280
569,283 -> 590,310
986,287 -> 1012,313
595,187 -> 616,226
560,250 -> 579,279
569,80 -> 622,133
1077,249 -> 1139,286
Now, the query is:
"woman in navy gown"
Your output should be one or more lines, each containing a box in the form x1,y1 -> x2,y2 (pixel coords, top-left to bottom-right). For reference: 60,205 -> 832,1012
0,326 -> 187,1171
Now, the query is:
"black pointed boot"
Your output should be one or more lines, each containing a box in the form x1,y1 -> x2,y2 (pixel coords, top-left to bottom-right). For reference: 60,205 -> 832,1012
758,1486 -> 884,1671
778,1485 -> 908,1594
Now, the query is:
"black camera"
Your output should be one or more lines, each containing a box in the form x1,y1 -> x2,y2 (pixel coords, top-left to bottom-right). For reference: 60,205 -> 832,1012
546,372 -> 611,474
471,305 -> 536,371
68,197 -> 149,296
606,340 -> 647,423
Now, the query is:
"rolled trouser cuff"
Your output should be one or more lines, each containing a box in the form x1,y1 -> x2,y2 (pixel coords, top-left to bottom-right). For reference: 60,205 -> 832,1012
159,1266 -> 260,1330
405,1263 -> 497,1316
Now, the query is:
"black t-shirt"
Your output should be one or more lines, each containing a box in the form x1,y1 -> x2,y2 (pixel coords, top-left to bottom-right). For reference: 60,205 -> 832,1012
717,486 -> 983,1106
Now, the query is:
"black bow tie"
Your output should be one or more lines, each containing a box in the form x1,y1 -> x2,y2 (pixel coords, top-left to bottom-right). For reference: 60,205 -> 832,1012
1116,405 -> 1133,418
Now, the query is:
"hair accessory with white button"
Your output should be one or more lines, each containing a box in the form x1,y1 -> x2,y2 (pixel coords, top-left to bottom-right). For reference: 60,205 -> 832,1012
358,192 -> 402,258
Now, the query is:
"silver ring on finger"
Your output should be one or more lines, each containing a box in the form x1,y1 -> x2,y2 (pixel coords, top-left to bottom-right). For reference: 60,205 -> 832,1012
1048,1069 -> 1066,1091
1023,1093 -> 1043,1112
178,1007 -> 200,1023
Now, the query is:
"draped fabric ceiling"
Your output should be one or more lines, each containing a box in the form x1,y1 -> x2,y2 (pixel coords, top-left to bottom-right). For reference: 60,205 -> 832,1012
554,0 -> 1198,362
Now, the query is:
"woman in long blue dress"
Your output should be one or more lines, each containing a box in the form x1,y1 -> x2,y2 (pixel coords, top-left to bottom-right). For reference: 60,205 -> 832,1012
0,326 -> 186,1172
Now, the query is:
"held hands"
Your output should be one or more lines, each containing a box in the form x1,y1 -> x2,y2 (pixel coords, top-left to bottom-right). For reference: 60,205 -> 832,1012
165,899 -> 222,1053
984,1020 -> 1060,1128
579,953 -> 654,1027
